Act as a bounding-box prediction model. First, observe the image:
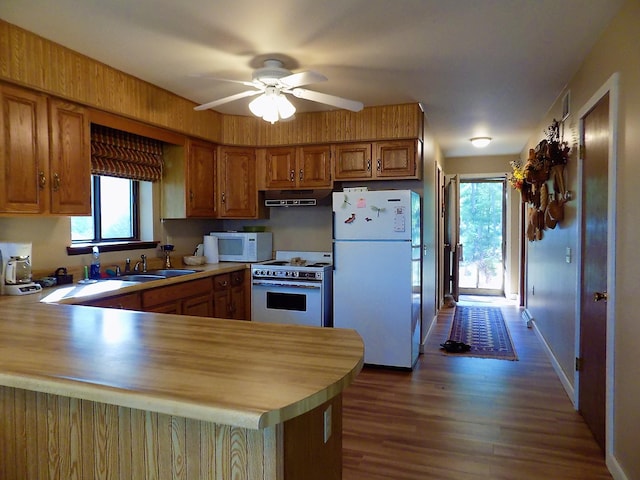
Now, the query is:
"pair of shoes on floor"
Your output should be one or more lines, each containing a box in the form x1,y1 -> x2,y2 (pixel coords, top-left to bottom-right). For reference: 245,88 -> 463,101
440,339 -> 471,353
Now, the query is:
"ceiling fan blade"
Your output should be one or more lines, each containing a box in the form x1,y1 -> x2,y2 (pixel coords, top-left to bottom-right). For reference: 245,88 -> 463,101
291,88 -> 364,112
189,74 -> 256,88
279,70 -> 327,88
194,90 -> 262,111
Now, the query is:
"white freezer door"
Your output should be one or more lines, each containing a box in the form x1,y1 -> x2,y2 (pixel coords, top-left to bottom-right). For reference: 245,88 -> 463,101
333,190 -> 414,241
333,240 -> 416,368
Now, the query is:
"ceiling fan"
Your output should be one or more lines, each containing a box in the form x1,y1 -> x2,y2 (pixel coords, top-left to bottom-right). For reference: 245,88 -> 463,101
193,59 -> 364,123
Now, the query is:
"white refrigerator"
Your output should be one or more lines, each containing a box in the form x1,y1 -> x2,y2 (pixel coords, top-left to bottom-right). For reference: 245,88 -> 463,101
332,190 -> 421,369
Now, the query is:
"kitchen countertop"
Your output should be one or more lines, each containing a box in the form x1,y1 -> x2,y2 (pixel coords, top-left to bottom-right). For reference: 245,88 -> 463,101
0,261 -> 249,306
0,301 -> 364,429
0,261 -> 364,430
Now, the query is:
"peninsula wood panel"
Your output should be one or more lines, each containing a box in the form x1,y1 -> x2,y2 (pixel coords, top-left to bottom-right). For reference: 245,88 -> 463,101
0,386 -> 280,480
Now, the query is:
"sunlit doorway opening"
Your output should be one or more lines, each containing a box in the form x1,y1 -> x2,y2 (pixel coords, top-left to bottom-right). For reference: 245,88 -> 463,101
458,178 -> 506,296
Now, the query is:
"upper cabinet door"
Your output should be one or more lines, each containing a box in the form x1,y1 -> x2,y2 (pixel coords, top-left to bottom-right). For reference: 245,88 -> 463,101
218,146 -> 257,218
264,147 -> 296,188
0,84 -> 49,214
297,145 -> 332,188
334,143 -> 373,180
49,99 -> 91,215
375,140 -> 418,179
186,139 -> 217,217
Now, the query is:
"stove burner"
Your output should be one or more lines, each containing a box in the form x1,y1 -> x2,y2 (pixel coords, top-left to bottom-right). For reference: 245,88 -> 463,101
307,262 -> 331,267
266,261 -> 288,266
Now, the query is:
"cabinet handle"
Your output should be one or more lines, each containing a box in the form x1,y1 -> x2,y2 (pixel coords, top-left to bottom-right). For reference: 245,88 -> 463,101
221,192 -> 226,204
289,169 -> 295,182
53,173 -> 61,192
39,171 -> 46,189
189,190 -> 194,202
299,169 -> 303,181
366,159 -> 371,172
377,159 -> 381,171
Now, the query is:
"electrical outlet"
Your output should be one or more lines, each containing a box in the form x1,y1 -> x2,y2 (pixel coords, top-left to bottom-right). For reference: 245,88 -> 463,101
323,405 -> 332,443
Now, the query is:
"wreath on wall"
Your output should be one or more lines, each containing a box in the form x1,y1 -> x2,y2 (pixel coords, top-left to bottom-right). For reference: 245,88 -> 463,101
508,119 -> 571,241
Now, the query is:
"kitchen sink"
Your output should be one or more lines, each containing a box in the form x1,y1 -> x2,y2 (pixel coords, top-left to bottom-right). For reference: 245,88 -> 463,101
115,274 -> 167,282
144,269 -> 198,277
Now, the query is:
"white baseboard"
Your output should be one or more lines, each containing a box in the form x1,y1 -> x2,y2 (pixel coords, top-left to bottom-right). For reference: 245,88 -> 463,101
531,320 -> 576,407
607,453 -> 630,480
420,312 -> 439,353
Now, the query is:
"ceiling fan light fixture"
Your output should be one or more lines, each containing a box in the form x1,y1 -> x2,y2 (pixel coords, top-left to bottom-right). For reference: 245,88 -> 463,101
470,137 -> 492,148
248,87 -> 296,124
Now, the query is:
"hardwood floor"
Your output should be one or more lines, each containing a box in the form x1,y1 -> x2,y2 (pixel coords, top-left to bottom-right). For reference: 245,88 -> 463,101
342,301 -> 612,480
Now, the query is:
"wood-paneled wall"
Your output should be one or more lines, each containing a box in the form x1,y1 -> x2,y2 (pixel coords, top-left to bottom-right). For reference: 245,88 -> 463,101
0,19 -> 222,143
0,19 -> 422,147
0,385 -> 280,480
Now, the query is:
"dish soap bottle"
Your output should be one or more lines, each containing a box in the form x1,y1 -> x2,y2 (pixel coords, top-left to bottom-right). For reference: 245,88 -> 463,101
90,246 -> 101,279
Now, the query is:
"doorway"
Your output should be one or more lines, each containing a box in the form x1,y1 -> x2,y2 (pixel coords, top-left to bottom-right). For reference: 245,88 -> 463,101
458,178 -> 506,296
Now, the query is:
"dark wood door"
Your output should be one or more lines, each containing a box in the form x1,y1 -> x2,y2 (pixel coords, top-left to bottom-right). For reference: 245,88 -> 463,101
579,92 -> 609,452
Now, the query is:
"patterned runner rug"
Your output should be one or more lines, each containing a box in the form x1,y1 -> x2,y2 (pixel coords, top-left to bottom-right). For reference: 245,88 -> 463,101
444,306 -> 518,360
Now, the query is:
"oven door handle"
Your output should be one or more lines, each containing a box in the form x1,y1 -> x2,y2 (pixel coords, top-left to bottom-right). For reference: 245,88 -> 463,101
252,280 -> 322,289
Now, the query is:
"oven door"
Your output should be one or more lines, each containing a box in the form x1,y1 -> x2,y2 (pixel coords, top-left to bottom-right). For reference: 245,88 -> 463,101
251,279 -> 324,327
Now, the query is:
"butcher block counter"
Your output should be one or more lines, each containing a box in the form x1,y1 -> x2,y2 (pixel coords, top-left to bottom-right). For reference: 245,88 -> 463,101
0,300 -> 364,479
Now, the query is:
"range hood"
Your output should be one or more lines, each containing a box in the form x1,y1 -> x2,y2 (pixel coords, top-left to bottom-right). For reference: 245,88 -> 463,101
264,189 -> 332,207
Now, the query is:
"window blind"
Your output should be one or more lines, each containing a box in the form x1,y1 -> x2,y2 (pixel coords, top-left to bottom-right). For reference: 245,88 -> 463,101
91,124 -> 163,182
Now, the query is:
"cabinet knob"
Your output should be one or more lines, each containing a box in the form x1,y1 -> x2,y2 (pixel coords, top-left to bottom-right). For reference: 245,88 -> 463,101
53,173 -> 61,192
39,171 -> 46,189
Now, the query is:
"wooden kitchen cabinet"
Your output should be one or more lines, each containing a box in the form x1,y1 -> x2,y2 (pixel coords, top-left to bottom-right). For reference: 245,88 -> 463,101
81,292 -> 142,310
142,277 -> 213,317
163,138 -> 217,218
0,85 -> 91,215
0,84 -> 49,214
262,145 -> 332,189
186,139 -> 217,217
334,139 -> 420,180
217,146 -> 260,218
48,98 -> 91,215
213,270 -> 246,320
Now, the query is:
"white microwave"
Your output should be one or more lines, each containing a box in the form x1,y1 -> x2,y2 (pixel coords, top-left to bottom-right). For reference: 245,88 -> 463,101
210,232 -> 273,262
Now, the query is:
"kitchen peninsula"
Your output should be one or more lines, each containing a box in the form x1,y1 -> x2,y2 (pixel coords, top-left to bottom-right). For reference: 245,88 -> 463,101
0,297 -> 363,479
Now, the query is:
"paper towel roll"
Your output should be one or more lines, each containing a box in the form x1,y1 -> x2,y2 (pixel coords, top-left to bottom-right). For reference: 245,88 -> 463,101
203,235 -> 219,264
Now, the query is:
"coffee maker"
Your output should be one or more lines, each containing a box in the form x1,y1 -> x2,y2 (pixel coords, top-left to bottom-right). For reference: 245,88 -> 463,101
0,242 -> 43,296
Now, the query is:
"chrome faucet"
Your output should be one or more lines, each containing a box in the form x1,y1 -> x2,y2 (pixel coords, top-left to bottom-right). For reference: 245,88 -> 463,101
134,254 -> 147,273
111,265 -> 121,277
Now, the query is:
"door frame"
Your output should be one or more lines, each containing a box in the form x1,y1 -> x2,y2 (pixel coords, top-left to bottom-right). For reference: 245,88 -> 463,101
458,177 -> 507,296
574,73 -> 619,458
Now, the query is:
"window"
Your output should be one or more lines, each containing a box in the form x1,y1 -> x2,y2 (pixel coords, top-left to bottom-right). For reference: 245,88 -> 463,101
71,175 -> 140,243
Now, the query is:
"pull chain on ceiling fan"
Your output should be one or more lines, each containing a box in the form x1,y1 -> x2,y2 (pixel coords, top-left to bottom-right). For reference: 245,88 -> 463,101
194,59 -> 363,123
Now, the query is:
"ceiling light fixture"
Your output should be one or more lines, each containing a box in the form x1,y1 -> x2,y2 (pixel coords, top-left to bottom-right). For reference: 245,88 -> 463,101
248,86 -> 296,123
470,137 -> 492,148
